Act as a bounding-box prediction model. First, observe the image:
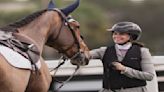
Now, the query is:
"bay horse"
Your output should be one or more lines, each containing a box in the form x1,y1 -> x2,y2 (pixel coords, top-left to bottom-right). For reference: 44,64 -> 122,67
0,0 -> 90,92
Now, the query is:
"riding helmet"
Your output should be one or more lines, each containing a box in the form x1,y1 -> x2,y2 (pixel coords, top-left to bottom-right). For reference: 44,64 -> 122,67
107,22 -> 142,40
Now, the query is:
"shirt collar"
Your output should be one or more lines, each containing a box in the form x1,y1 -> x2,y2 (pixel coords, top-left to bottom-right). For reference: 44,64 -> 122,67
116,42 -> 132,50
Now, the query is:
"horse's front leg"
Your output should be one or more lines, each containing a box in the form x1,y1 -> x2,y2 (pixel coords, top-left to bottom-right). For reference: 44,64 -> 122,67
25,58 -> 52,92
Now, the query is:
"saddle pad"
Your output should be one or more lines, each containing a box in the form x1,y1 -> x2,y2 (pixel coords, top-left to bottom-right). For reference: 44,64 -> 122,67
0,45 -> 41,70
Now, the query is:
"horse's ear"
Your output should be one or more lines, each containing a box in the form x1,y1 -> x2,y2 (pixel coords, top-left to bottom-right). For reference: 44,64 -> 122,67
61,0 -> 80,16
48,0 -> 56,10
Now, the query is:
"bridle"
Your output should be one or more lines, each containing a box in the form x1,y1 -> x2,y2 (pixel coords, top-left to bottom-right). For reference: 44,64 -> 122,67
50,8 -> 82,60
48,8 -> 84,92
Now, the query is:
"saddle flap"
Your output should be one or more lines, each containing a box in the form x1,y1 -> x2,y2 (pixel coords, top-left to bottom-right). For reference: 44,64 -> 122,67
12,33 -> 41,64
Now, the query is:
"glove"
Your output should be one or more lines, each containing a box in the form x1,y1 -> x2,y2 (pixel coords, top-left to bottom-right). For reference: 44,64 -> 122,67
111,62 -> 126,72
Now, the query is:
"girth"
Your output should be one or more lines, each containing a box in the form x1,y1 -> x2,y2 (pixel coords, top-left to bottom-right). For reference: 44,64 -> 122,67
0,31 -> 40,70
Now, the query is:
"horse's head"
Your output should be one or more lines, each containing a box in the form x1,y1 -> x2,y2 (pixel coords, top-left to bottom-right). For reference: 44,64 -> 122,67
46,0 -> 90,66
0,0 -> 90,66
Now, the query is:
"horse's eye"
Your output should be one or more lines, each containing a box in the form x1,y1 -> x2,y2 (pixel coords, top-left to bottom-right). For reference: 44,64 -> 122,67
80,35 -> 84,39
76,26 -> 80,29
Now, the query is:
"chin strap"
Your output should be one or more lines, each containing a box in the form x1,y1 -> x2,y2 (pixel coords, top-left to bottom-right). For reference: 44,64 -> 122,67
117,40 -> 131,45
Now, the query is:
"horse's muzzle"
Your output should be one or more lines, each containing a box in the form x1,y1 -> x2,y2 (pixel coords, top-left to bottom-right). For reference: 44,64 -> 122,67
70,52 -> 89,66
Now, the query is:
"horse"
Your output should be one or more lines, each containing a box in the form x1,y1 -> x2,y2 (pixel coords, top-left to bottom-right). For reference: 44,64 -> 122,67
0,0 -> 90,92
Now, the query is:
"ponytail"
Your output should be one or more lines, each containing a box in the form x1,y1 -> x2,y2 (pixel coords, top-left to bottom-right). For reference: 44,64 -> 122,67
131,41 -> 144,47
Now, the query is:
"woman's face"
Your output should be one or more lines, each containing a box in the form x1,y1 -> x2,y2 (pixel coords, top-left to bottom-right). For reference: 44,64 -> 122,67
112,31 -> 130,44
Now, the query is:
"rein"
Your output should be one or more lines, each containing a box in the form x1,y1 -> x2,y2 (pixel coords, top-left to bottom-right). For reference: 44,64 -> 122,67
49,56 -> 80,92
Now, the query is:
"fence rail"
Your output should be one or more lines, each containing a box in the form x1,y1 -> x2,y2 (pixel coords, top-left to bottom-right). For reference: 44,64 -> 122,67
46,56 -> 164,92
46,56 -> 164,77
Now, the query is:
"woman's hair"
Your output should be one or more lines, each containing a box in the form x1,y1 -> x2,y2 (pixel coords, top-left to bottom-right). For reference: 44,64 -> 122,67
131,41 -> 144,47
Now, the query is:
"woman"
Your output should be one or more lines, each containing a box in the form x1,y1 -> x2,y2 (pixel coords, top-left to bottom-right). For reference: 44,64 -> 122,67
90,22 -> 155,92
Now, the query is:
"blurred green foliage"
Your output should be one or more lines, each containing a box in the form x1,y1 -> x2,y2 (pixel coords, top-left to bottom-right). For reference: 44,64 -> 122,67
0,0 -> 164,59
87,0 -> 164,55
0,10 -> 34,26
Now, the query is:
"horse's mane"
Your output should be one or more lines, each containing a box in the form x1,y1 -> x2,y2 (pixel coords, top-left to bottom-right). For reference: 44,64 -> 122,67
0,9 -> 47,32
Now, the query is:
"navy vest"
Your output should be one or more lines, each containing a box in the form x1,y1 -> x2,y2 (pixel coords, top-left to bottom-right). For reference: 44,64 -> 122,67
102,44 -> 146,89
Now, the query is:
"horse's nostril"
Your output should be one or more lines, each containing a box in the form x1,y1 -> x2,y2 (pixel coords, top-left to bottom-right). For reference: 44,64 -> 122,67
84,58 -> 89,65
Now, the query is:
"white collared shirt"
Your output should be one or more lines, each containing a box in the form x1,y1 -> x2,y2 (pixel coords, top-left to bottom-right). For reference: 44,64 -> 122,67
115,42 -> 132,61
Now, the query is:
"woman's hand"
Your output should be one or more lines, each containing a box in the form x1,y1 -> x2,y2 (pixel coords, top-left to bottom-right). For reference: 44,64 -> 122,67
112,62 -> 126,72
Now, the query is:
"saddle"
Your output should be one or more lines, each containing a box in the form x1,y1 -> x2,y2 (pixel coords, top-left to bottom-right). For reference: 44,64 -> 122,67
0,30 -> 40,70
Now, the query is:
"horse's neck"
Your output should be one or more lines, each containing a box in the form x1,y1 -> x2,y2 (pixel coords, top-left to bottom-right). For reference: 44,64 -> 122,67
18,15 -> 52,52
18,30 -> 45,52
18,11 -> 61,52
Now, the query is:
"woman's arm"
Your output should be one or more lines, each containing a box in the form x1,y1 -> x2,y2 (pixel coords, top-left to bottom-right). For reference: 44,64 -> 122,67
89,47 -> 107,59
122,48 -> 155,81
